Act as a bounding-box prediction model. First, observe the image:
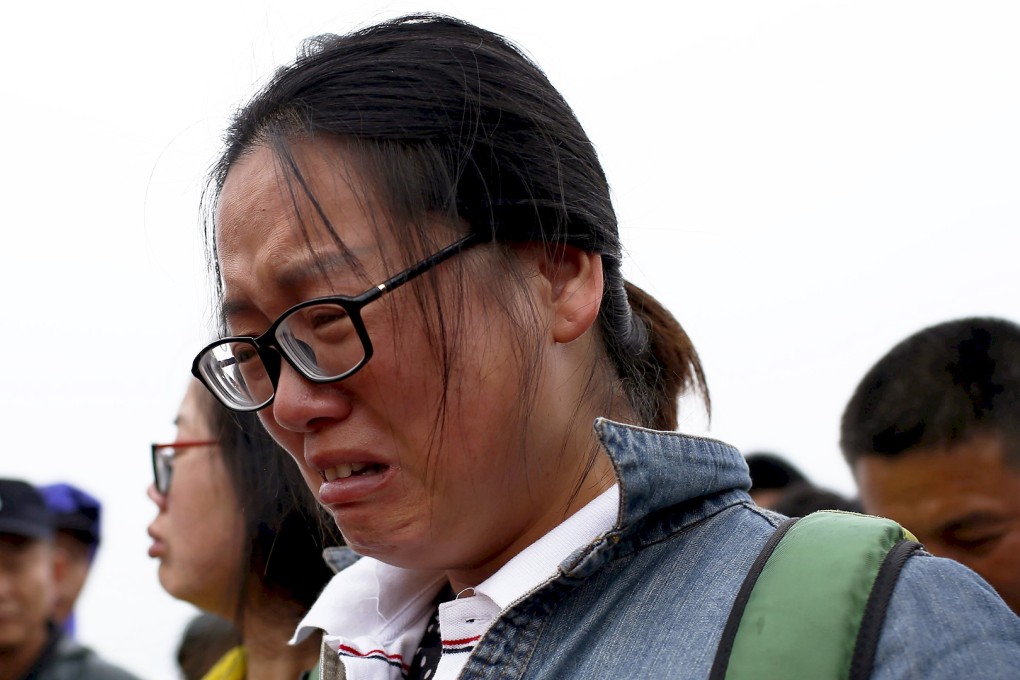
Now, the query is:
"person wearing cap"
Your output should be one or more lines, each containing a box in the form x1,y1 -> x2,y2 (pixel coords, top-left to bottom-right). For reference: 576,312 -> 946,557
38,484 -> 102,637
0,479 -> 141,680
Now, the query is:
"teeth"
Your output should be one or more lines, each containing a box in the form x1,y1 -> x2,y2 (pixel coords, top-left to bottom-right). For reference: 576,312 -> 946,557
324,464 -> 353,481
322,463 -> 379,482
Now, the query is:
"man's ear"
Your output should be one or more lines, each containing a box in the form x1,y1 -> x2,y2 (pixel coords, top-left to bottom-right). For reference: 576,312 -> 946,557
535,244 -> 604,344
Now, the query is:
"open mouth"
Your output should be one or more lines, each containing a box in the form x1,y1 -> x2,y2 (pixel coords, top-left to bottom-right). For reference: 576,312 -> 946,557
322,462 -> 388,481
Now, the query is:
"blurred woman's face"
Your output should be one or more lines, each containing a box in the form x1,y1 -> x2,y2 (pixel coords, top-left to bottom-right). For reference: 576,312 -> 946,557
215,142 -> 606,586
147,382 -> 244,616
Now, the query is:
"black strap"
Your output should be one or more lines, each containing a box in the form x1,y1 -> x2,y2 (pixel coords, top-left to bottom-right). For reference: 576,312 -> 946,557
849,539 -> 925,680
708,517 -> 800,680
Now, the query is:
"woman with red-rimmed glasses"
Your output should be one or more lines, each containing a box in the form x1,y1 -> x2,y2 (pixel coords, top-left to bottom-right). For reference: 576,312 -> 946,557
147,380 -> 344,680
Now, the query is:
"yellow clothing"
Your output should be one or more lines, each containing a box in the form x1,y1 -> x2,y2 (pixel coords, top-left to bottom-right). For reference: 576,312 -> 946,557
201,646 -> 247,680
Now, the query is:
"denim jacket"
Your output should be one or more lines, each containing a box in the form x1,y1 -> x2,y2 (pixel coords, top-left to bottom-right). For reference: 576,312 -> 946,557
319,419 -> 1020,679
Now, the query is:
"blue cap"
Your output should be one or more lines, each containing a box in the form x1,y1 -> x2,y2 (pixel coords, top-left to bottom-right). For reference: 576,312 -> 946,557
38,483 -> 102,548
0,479 -> 54,540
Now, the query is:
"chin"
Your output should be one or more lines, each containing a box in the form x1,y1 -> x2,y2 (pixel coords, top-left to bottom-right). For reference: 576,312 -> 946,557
159,565 -> 198,605
0,624 -> 31,649
338,524 -> 449,572
157,563 -> 185,600
162,578 -> 235,619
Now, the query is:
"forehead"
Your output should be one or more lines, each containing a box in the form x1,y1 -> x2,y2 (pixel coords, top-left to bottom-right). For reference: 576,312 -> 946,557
215,142 -> 391,308
855,436 -> 1020,525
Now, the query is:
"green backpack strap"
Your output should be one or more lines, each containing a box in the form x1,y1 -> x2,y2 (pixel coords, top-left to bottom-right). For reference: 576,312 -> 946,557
709,510 -> 924,680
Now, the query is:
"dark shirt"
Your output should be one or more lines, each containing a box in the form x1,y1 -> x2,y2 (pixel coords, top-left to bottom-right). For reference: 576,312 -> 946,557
21,624 -> 142,680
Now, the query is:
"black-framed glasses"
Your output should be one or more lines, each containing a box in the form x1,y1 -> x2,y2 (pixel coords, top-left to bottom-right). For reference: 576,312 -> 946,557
150,440 -> 218,495
192,232 -> 483,413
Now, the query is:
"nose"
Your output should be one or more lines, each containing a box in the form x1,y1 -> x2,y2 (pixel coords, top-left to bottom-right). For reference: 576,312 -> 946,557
147,484 -> 167,509
270,360 -> 354,433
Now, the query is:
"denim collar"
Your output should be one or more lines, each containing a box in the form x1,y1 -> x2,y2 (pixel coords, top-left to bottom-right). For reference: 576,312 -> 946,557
558,418 -> 752,577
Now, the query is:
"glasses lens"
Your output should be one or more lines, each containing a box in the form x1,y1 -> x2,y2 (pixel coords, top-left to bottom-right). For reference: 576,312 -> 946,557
154,449 -> 172,495
196,341 -> 275,410
277,303 -> 366,380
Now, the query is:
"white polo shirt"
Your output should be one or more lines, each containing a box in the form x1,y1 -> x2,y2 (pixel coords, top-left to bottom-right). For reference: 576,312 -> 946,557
293,485 -> 619,680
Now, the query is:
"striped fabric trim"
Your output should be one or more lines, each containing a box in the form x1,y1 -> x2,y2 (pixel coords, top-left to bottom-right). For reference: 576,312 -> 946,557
337,644 -> 410,672
441,635 -> 481,655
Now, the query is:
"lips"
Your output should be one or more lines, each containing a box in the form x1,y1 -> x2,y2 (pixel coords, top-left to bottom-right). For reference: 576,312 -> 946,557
147,525 -> 166,559
311,455 -> 394,505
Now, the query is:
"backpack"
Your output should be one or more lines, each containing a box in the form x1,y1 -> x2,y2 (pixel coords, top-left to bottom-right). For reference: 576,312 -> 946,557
709,510 -> 924,680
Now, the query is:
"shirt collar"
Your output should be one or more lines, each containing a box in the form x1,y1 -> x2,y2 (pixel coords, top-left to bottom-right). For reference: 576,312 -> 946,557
293,419 -> 750,643
293,485 -> 619,643
473,484 -> 619,609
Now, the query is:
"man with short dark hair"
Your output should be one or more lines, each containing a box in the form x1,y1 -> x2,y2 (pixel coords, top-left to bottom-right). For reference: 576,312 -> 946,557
841,317 -> 1020,615
0,479 -> 141,680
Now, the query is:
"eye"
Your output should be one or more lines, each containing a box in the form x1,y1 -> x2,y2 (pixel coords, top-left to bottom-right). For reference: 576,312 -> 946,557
947,532 -> 1005,554
232,345 -> 260,364
309,307 -> 350,330
941,518 -> 1009,556
296,305 -> 355,345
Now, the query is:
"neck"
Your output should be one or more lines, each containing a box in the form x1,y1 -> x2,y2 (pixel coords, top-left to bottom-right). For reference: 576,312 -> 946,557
445,416 -> 618,595
241,602 -> 320,680
0,626 -> 51,680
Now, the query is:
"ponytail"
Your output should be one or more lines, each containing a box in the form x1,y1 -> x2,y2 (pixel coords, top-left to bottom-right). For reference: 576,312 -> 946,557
602,279 -> 709,431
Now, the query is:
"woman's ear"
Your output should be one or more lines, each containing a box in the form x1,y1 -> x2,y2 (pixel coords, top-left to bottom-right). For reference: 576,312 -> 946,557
535,244 -> 604,344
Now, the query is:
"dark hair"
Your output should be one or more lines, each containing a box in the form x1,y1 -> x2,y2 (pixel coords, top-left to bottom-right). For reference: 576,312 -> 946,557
841,317 -> 1020,466
745,452 -> 808,491
196,385 -> 343,623
205,14 -> 707,430
770,482 -> 862,517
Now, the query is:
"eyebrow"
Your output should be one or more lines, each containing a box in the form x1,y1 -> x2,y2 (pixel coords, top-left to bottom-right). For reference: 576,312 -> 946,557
220,245 -> 379,325
221,297 -> 262,325
275,247 -> 370,290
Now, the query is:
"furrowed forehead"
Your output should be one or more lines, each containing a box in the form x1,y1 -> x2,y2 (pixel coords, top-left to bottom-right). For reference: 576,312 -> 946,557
213,148 -> 419,336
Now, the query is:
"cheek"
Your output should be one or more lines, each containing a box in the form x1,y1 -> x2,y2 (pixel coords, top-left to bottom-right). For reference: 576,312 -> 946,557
259,411 -> 301,456
258,412 -> 320,489
161,504 -> 244,607
166,460 -> 241,560
60,561 -> 90,595
977,531 -> 1020,586
27,567 -> 54,611
258,408 -> 308,467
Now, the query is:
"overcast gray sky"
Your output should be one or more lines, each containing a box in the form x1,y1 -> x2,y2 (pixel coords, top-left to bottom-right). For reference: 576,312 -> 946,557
2,2 -> 1017,678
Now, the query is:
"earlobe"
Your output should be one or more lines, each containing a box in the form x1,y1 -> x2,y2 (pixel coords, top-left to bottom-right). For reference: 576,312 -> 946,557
536,245 -> 604,344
